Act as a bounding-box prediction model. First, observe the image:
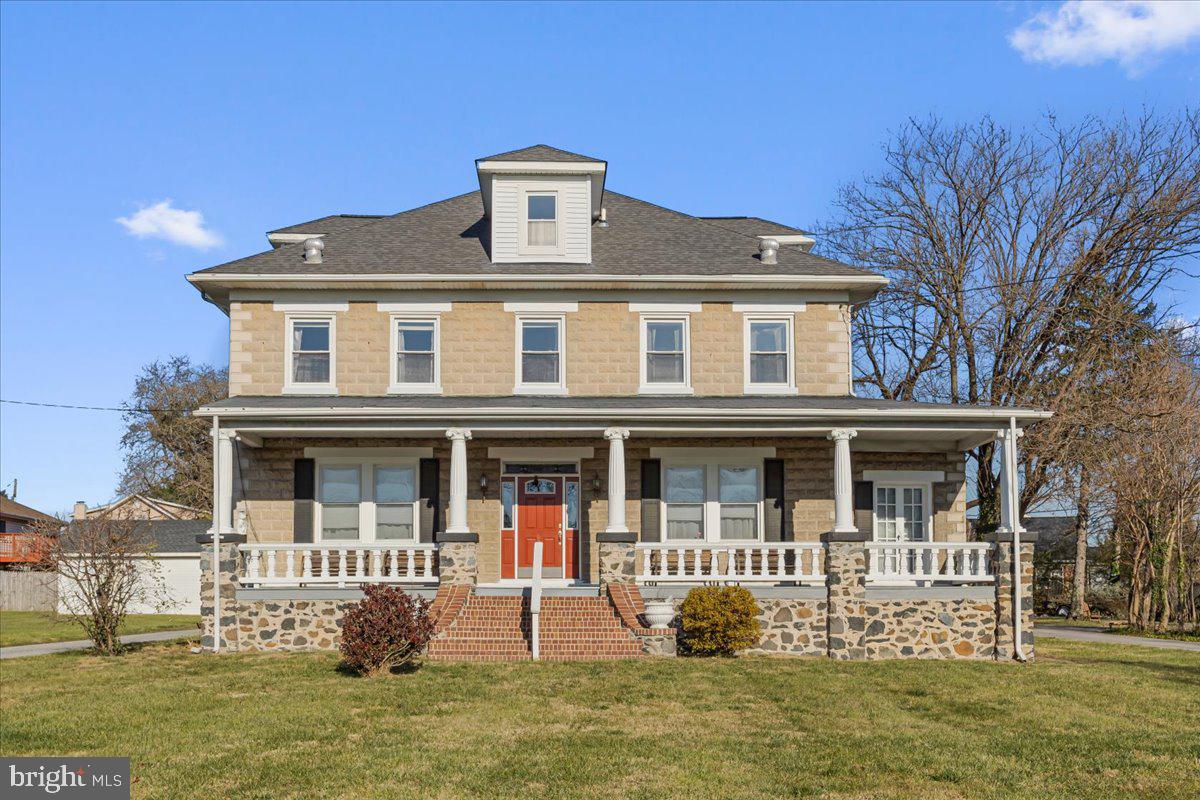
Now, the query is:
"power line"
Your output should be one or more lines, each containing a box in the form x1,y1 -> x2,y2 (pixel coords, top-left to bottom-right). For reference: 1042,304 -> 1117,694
0,399 -> 189,415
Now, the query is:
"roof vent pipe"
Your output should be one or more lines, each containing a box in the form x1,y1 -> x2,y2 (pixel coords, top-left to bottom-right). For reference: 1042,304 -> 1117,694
759,237 -> 779,265
302,237 -> 325,264
597,207 -> 608,228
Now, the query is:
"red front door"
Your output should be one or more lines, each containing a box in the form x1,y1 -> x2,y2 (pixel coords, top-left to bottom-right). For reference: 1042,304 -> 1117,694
518,476 -> 563,573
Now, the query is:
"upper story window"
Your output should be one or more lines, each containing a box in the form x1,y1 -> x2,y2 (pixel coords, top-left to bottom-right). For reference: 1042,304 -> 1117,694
640,315 -> 691,394
663,461 -> 762,542
390,316 -> 441,394
527,194 -> 557,246
515,315 -> 567,394
285,314 -> 336,394
744,314 -> 796,395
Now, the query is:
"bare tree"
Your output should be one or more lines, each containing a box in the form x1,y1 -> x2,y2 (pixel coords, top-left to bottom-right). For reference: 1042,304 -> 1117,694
119,355 -> 227,511
39,516 -> 170,654
821,111 -> 1200,531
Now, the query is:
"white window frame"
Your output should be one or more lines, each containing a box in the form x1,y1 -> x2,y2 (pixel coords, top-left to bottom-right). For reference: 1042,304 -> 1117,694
660,457 -> 765,543
388,314 -> 442,394
871,479 -> 934,543
284,313 -> 337,395
743,313 -> 797,395
514,313 -> 568,395
639,314 -> 693,395
518,189 -> 563,257
314,457 -> 421,544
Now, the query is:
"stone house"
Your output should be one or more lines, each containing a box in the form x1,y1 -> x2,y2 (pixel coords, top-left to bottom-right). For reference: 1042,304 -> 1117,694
189,145 -> 1044,660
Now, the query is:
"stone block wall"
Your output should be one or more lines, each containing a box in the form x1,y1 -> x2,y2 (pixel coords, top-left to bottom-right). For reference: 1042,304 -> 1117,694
226,298 -> 852,398
743,598 -> 828,656
860,600 -> 996,659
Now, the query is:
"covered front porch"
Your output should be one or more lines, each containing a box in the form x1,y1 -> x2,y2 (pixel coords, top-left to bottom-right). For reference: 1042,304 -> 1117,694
195,395 -> 1043,659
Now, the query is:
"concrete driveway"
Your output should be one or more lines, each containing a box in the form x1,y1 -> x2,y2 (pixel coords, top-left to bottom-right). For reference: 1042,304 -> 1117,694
0,629 -> 196,659
1038,625 -> 1200,652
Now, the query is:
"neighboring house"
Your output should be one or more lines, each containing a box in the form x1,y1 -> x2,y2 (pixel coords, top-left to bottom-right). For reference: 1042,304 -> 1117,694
188,144 -> 1048,660
57,519 -> 210,615
74,493 -> 206,522
0,492 -> 60,566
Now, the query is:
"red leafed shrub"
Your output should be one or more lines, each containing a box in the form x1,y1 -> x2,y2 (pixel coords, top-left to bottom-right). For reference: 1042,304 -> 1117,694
339,585 -> 435,676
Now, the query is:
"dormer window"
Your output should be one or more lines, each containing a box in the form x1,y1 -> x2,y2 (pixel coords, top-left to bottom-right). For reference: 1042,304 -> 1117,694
527,194 -> 557,246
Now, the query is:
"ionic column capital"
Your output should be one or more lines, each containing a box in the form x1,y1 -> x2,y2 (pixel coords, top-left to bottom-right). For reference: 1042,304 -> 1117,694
828,428 -> 857,443
446,428 -> 473,442
603,427 -> 630,442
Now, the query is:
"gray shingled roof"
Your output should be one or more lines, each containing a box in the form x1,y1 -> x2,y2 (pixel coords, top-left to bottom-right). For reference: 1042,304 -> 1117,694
202,394 -> 1046,417
700,216 -> 812,238
269,214 -> 385,235
62,519 -> 210,554
194,191 -> 874,278
477,144 -> 603,163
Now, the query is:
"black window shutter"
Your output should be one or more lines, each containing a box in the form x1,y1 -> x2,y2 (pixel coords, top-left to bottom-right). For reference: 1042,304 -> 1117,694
763,458 -> 786,542
853,481 -> 874,511
419,458 -> 440,543
639,459 -> 662,543
293,458 -> 315,543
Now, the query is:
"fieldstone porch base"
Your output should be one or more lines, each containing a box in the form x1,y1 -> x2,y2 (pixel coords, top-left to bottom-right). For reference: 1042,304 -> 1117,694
200,534 -> 1034,660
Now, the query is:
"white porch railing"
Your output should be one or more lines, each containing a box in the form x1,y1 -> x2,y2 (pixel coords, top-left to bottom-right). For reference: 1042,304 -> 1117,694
865,542 -> 994,584
238,543 -> 437,587
635,542 -> 826,585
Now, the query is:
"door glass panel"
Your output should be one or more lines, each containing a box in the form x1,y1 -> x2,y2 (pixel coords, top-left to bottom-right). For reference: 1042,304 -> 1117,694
502,480 -> 515,529
903,487 -> 925,541
875,486 -> 898,541
524,478 -> 556,495
566,481 -> 579,529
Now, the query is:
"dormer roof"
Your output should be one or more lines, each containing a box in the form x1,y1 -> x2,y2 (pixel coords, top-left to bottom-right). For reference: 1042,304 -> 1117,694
475,144 -> 607,219
477,144 -> 603,163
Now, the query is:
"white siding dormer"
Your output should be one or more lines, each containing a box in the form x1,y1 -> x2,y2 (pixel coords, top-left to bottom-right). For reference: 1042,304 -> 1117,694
490,174 -> 592,263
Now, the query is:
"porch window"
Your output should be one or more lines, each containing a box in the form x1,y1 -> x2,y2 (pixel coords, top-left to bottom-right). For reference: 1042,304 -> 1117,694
527,194 -> 557,247
663,461 -> 764,542
316,460 -> 420,542
318,465 -> 360,540
374,465 -> 416,540
744,315 -> 795,394
501,480 -> 515,529
286,315 -> 336,393
718,466 -> 759,539
665,466 -> 705,540
390,317 -> 440,393
516,316 -> 566,393
640,316 -> 691,393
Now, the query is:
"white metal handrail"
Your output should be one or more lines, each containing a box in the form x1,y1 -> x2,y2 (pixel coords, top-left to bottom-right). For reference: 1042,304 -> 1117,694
635,542 -> 825,585
865,542 -> 994,584
238,542 -> 437,587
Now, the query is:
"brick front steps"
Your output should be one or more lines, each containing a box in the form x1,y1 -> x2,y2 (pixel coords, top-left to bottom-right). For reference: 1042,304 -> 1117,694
427,592 -> 643,662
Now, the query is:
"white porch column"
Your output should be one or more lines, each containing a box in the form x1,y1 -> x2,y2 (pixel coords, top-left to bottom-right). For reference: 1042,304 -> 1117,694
828,428 -> 858,533
995,424 -> 1025,534
445,428 -> 473,534
217,429 -> 236,534
603,427 -> 630,533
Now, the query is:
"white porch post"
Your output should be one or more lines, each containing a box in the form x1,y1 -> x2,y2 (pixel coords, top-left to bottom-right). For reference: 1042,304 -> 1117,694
604,427 -> 630,533
445,428 -> 472,534
217,429 -> 236,534
997,418 -> 1028,660
828,428 -> 858,533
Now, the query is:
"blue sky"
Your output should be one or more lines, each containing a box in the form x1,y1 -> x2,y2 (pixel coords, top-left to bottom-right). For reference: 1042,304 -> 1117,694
2,1 -> 1197,515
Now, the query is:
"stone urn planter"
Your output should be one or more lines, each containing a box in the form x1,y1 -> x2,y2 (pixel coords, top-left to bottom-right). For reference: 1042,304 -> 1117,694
642,601 -> 675,629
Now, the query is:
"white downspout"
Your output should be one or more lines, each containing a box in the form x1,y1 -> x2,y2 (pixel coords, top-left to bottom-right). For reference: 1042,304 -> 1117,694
1008,415 -> 1027,662
210,414 -> 221,653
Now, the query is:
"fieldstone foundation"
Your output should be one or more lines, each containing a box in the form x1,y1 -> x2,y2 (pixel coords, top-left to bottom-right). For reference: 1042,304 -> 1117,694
597,540 -> 636,585
437,539 -> 478,585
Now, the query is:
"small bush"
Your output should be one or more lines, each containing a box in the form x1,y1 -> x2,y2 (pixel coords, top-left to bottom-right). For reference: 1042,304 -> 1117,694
339,585 -> 435,676
680,586 -> 761,656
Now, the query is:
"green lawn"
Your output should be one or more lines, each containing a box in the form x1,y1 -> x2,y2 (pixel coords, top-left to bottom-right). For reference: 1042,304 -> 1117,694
1,639 -> 1197,799
0,611 -> 200,647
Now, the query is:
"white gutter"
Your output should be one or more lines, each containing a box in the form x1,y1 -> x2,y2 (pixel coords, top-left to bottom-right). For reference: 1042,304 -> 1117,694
209,415 -> 221,654
1009,415 -> 1027,663
186,272 -> 890,290
192,404 -> 1053,422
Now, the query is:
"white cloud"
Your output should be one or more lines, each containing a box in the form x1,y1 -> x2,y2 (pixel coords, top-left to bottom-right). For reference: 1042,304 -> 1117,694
1010,1 -> 1200,74
116,200 -> 223,250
